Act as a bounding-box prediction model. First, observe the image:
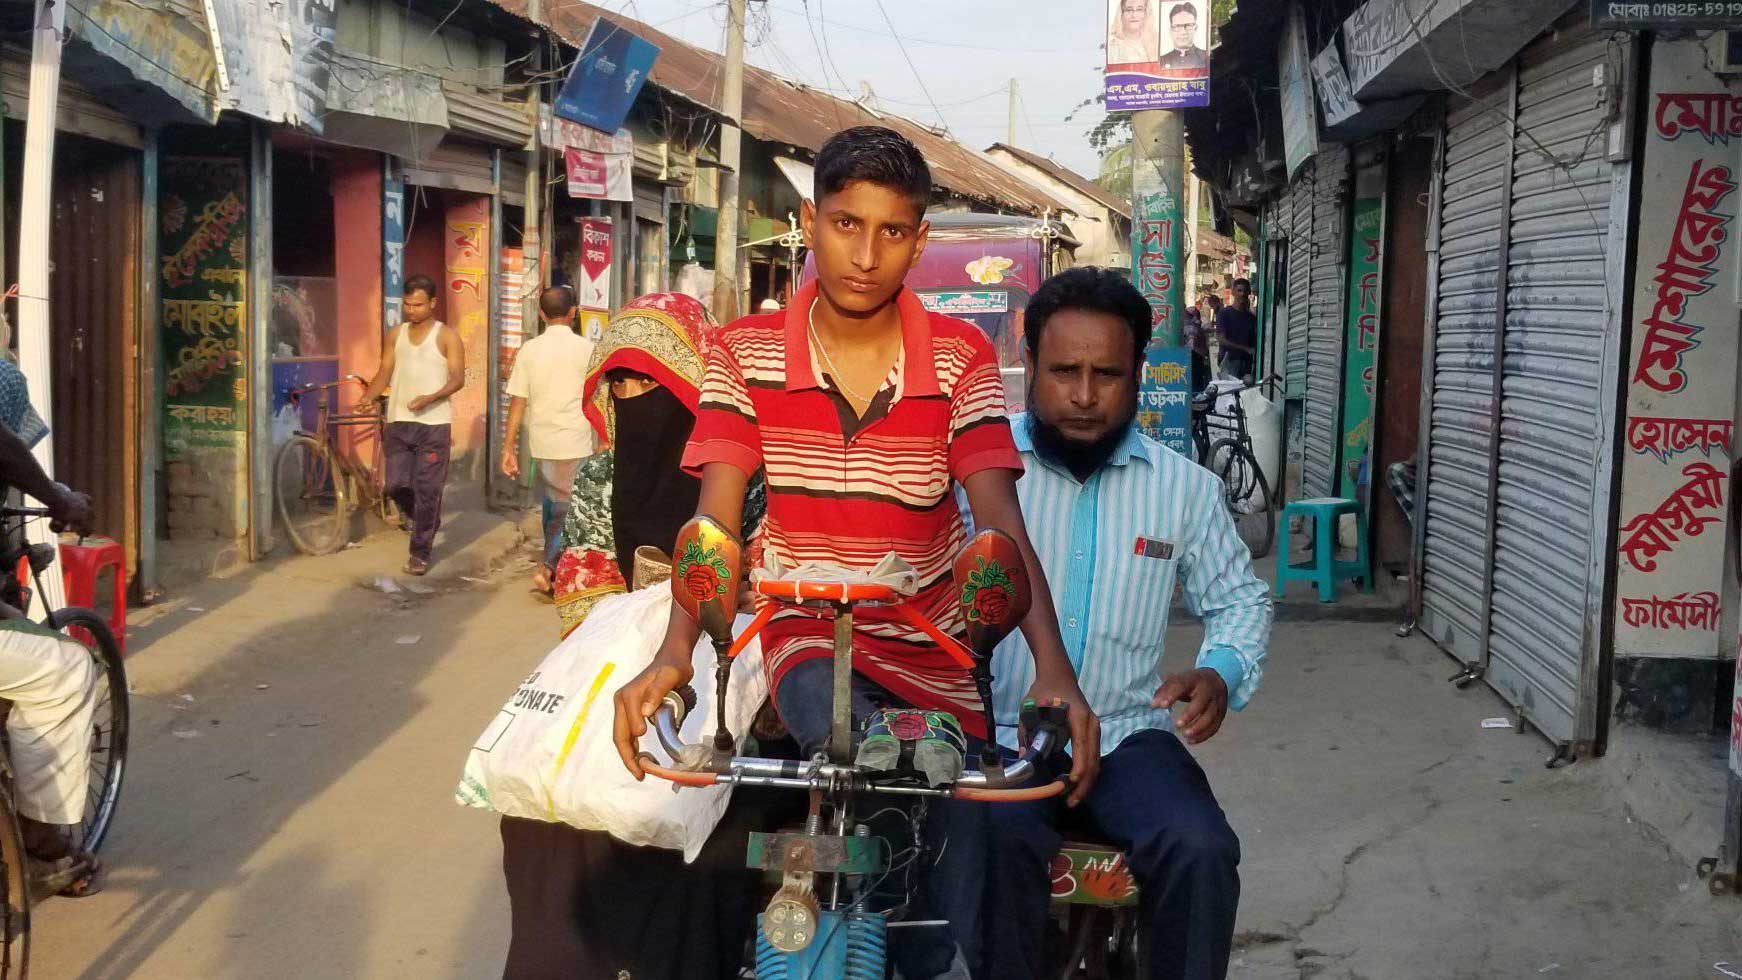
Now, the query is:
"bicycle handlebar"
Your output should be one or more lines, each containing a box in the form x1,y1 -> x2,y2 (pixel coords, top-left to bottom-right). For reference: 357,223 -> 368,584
753,579 -> 901,604
643,688 -> 1070,801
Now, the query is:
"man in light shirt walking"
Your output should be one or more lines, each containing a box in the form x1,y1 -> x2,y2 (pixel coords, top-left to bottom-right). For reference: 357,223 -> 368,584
502,285 -> 597,595
935,267 -> 1272,980
357,273 -> 466,576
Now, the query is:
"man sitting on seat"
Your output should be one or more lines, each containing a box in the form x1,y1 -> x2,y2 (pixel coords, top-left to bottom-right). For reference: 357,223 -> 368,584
933,267 -> 1273,980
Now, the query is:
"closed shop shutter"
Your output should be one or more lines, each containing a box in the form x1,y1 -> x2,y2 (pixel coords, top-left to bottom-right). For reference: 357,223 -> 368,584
1301,143 -> 1350,499
634,180 -> 666,224
1485,23 -> 1615,746
0,51 -> 144,149
402,137 -> 496,195
1284,173 -> 1313,397
443,84 -> 533,148
1417,19 -> 1618,750
1419,75 -> 1512,667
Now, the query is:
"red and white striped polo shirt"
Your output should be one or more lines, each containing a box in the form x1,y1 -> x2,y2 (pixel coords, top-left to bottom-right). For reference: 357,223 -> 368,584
682,281 -> 1021,736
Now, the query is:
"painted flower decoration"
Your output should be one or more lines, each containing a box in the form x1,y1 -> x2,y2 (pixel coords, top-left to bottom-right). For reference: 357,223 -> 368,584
960,556 -> 1017,625
676,539 -> 730,601
965,255 -> 1015,285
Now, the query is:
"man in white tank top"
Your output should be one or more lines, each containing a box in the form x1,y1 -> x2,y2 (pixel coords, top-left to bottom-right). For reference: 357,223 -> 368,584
356,273 -> 467,575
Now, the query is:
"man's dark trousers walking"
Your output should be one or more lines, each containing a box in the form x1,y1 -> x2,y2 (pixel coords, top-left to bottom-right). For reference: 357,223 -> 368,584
931,729 -> 1241,980
384,421 -> 451,564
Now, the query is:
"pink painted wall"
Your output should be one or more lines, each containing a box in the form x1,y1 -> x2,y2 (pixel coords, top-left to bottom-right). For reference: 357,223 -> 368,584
331,151 -> 382,392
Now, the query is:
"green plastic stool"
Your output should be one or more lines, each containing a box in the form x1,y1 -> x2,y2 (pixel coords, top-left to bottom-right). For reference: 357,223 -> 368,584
1273,497 -> 1371,602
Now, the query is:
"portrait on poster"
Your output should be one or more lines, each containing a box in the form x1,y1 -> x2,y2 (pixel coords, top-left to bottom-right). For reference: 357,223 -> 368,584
1105,0 -> 1210,111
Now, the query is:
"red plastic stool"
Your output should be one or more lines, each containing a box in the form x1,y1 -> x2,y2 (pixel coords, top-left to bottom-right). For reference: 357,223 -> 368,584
59,538 -> 126,655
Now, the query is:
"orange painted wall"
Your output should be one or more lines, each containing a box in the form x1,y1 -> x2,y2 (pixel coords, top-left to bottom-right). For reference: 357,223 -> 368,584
331,151 -> 382,390
443,194 -> 491,461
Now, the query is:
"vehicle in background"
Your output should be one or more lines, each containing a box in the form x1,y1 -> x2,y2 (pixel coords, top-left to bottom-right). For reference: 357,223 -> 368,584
802,212 -> 1077,412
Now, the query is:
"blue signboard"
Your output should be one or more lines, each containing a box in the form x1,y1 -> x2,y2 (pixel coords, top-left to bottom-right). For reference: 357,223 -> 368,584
554,18 -> 660,135
1138,345 -> 1192,457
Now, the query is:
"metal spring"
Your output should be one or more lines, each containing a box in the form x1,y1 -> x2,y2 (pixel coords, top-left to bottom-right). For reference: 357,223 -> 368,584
842,914 -> 888,980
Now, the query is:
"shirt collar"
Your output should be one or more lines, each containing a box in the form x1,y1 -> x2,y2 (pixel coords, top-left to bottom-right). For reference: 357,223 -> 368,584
783,281 -> 941,397
1012,412 -> 1151,472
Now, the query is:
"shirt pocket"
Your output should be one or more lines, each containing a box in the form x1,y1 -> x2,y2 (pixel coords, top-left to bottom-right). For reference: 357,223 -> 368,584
1092,550 -> 1177,655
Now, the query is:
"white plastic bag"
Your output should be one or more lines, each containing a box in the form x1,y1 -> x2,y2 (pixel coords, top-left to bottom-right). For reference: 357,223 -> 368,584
455,585 -> 766,861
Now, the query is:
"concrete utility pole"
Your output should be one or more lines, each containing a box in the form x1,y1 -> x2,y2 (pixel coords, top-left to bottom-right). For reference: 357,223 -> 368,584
17,0 -> 68,612
18,0 -> 64,472
1008,78 -> 1018,146
712,0 -> 749,323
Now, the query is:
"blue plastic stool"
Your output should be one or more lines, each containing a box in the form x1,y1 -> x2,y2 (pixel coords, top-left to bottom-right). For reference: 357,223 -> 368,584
1274,497 -> 1371,602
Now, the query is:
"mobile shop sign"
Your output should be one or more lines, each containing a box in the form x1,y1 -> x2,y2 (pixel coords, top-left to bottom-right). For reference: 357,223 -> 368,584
1592,0 -> 1742,31
554,18 -> 660,135
579,217 -> 613,338
1104,0 -> 1210,111
1337,194 -> 1382,498
1613,42 -> 1741,660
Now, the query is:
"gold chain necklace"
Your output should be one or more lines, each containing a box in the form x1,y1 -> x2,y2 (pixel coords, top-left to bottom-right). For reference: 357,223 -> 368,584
807,301 -> 876,406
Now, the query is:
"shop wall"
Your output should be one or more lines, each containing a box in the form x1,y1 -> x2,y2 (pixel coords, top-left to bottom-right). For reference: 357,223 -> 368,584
1612,37 -> 1742,731
332,151 -> 383,381
444,194 -> 491,463
1374,137 -> 1432,573
402,190 -> 446,297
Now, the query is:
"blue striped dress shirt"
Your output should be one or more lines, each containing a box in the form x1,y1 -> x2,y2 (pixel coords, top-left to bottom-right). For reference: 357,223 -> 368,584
979,414 -> 1273,755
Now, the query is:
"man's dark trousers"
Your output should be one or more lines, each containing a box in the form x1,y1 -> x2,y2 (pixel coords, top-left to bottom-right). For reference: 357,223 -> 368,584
930,728 -> 1241,980
384,421 -> 451,563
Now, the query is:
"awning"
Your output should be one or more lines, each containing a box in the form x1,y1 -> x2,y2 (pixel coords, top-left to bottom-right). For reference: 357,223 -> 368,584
774,156 -> 814,203
320,49 -> 448,161
1342,0 -> 1571,101
67,0 -> 217,124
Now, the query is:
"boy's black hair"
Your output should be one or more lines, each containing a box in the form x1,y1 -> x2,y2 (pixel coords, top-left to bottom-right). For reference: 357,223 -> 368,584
404,274 -> 438,301
540,285 -> 578,319
814,126 -> 932,216
1025,267 -> 1154,365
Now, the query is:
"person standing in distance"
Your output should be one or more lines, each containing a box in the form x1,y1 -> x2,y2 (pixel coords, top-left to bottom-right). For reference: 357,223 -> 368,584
1214,278 -> 1258,382
357,273 -> 466,576
502,285 -> 598,595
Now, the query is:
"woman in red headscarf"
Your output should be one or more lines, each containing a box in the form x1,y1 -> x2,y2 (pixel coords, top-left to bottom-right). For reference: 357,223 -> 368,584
501,294 -> 783,980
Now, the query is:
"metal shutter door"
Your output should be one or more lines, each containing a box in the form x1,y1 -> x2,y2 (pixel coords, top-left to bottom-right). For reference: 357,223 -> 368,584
1285,174 -> 1313,397
1418,76 -> 1511,665
1301,144 -> 1350,499
1486,25 -> 1615,746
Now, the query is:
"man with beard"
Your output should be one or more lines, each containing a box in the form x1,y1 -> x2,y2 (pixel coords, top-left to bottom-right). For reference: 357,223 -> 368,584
932,267 -> 1271,980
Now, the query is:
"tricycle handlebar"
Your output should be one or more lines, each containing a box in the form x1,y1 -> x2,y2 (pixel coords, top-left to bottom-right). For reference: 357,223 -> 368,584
644,688 -> 1069,802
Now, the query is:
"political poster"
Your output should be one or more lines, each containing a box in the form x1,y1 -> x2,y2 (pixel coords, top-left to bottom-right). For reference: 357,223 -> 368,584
1105,0 -> 1210,111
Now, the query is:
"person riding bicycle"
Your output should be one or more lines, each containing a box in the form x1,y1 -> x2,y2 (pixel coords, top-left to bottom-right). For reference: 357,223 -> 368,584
610,126 -> 1101,975
0,358 -> 104,897
932,269 -> 1273,980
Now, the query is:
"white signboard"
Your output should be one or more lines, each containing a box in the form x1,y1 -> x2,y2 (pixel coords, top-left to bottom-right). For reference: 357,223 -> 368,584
1310,41 -> 1360,128
1278,5 -> 1319,176
1614,40 -> 1742,661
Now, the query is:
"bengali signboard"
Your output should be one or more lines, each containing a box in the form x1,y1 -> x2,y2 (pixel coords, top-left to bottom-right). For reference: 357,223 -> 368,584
579,217 -> 614,340
917,291 -> 1010,316
1279,5 -> 1318,176
1337,193 -> 1383,498
1592,0 -> 1742,31
1131,152 -> 1190,455
1614,42 -> 1741,660
1103,0 -> 1211,112
160,157 -> 249,454
1137,347 -> 1192,456
554,18 -> 660,135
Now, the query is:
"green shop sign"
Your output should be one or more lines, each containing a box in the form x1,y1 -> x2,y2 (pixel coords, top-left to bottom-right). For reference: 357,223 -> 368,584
1337,195 -> 1382,498
160,157 -> 249,455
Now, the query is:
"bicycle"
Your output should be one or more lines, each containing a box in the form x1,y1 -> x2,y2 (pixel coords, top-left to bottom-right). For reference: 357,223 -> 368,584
0,505 -> 133,978
639,517 -> 1086,978
1189,374 -> 1280,560
274,375 -> 397,556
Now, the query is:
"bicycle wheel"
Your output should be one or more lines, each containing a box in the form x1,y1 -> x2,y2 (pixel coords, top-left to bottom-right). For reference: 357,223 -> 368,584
0,779 -> 30,979
274,435 -> 348,556
1211,439 -> 1276,560
46,609 -> 126,854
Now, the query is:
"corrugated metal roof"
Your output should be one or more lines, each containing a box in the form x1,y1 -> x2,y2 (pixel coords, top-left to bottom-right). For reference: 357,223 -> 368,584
485,0 -> 1063,215
985,142 -> 1129,218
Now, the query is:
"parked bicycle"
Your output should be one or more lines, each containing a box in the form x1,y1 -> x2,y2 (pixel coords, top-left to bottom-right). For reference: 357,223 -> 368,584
0,505 -> 131,978
274,375 -> 397,556
1190,374 -> 1280,560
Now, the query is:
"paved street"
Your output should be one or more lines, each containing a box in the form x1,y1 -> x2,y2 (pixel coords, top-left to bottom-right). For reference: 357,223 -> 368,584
20,529 -> 1742,979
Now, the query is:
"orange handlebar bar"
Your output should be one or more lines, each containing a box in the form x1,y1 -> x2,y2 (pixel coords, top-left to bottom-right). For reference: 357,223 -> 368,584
752,579 -> 901,603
